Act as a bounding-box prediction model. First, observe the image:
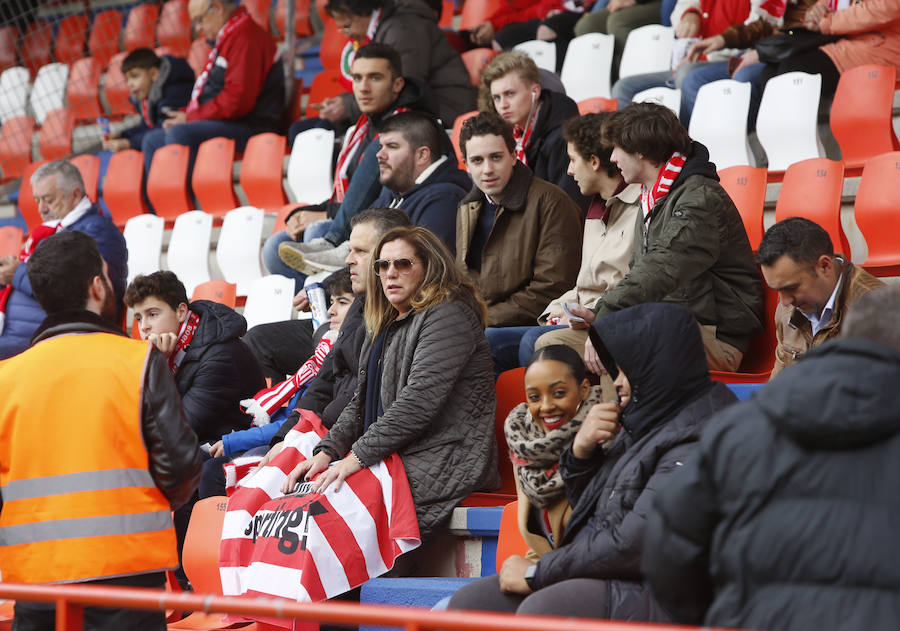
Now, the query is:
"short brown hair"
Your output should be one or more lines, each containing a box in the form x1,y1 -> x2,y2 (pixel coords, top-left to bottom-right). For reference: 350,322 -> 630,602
607,102 -> 692,166
562,113 -> 620,178
458,111 -> 515,161
124,271 -> 189,310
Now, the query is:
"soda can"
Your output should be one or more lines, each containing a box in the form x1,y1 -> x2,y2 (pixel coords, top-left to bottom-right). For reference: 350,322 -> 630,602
307,282 -> 329,329
97,116 -> 110,140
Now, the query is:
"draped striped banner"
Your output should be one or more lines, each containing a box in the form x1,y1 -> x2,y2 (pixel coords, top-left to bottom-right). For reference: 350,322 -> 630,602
219,410 -> 420,625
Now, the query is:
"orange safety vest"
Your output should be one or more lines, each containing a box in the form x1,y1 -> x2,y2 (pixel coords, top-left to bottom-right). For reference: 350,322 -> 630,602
0,331 -> 178,584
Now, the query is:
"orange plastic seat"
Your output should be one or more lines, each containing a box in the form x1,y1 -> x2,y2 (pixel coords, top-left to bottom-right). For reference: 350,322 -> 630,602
459,0 -> 501,29
276,0 -> 314,38
854,151 -> 900,277
774,157 -> 850,258
123,3 -> 160,51
240,133 -> 288,211
496,501 -> 530,572
830,65 -> 900,175
0,226 -> 24,257
451,110 -> 478,164
439,0 -> 455,27
21,21 -> 52,78
271,202 -> 300,234
494,366 -> 525,495
66,56 -> 103,121
577,97 -> 617,114
0,25 -> 18,71
103,149 -> 149,227
16,161 -> 47,233
147,143 -> 192,221
157,0 -> 192,58
54,14 -> 89,64
710,283 -> 779,384
461,48 -> 497,87
70,153 -> 100,203
187,38 -> 211,77
191,279 -> 237,307
37,108 -> 74,161
88,9 -> 123,68
192,137 -> 239,218
102,52 -> 134,116
718,165 -> 766,250
0,116 -> 34,180
319,19 -> 347,72
305,70 -> 344,118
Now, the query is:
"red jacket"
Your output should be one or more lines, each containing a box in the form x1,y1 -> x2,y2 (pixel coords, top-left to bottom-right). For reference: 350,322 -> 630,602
489,0 -> 584,31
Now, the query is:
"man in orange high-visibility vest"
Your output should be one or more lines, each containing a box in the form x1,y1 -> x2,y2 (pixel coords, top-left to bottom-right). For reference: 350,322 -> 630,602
0,231 -> 202,631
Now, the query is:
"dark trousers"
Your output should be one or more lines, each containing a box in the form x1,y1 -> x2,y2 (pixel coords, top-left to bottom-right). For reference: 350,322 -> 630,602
761,47 -> 840,102
493,11 -> 584,72
13,573 -> 167,631
242,319 -> 315,382
448,574 -> 615,616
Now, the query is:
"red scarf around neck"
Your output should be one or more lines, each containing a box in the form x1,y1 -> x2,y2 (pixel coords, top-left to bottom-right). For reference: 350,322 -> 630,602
187,6 -> 251,114
512,101 -> 541,165
168,310 -> 200,374
640,152 -> 685,217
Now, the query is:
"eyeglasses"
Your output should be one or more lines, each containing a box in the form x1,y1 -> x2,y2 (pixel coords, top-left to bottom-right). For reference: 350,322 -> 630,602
373,258 -> 416,276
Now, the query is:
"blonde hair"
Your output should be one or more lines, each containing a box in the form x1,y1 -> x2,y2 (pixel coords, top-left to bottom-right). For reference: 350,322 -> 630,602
477,51 -> 540,113
364,226 -> 487,336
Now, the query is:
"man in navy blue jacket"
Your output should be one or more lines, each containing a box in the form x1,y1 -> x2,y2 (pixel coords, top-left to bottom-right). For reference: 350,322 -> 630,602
0,161 -> 128,359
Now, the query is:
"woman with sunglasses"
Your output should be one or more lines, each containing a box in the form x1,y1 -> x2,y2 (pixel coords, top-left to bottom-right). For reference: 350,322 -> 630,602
281,226 -> 500,543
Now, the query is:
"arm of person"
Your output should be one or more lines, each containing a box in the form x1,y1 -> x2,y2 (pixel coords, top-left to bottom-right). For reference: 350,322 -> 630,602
141,348 -> 203,509
670,0 -> 702,37
187,37 -> 272,122
179,342 -> 252,444
818,0 -> 899,34
115,123 -> 144,150
488,193 -> 582,326
8,259 -> 30,295
221,415 -> 291,456
314,374 -> 366,460
769,304 -> 788,379
408,187 -> 462,257
530,440 -> 698,589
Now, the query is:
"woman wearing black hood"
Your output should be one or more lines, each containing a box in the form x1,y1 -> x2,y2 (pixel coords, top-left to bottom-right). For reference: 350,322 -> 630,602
448,302 -> 737,620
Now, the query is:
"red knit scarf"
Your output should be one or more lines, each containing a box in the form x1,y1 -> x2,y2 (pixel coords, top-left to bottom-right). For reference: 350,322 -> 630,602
187,6 -> 252,114
332,106 -> 409,201
169,310 -> 200,374
512,102 -> 541,165
0,223 -> 62,334
640,152 -> 685,217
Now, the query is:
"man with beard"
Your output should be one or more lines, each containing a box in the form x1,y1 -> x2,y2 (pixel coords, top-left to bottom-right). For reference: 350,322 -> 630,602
0,231 -> 202,630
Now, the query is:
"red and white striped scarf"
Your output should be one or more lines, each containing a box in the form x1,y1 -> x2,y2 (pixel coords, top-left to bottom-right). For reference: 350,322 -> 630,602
186,6 -> 252,115
640,152 -> 686,217
512,102 -> 541,165
169,310 -> 200,373
0,223 -> 62,334
332,106 -> 409,202
219,410 -> 420,626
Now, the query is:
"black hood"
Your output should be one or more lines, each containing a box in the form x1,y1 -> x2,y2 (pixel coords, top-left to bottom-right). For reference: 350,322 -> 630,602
594,303 -> 712,440
759,338 -> 900,448
186,300 -> 247,356
670,141 -> 719,193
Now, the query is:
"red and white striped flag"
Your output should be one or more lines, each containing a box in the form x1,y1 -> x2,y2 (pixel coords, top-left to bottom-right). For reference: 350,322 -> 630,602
219,410 -> 421,625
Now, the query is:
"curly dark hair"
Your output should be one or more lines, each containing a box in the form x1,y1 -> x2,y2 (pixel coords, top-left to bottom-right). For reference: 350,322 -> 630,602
124,271 -> 189,310
458,111 -> 515,161
562,113 -> 620,178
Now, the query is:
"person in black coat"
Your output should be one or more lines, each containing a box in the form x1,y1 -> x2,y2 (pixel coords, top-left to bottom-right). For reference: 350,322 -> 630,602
448,302 -> 737,620
643,285 -> 900,631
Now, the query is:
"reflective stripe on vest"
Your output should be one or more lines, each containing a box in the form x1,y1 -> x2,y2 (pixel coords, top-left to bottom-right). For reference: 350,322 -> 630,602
0,332 -> 178,584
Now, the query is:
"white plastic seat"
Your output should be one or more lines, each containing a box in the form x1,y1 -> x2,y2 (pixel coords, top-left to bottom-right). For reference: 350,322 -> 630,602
243,274 -> 296,331
632,86 -> 681,115
513,40 -> 556,73
166,210 -> 213,297
286,127 -> 334,205
29,62 -> 68,125
561,33 -> 615,101
215,205 -> 264,296
0,67 -> 30,124
123,214 -> 164,283
618,25 -> 674,79
688,79 -> 753,169
756,71 -> 824,171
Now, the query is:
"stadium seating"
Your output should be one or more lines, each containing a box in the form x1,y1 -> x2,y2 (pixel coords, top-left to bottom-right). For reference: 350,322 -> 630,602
618,24 -> 673,79
496,502 -> 529,571
756,71 -> 823,172
774,157 -> 850,258
439,0 -> 455,28
54,14 -> 89,65
829,64 -> 900,175
147,143 -> 193,222
123,213 -> 165,282
561,33 -> 615,101
103,149 -> 149,227
167,210 -> 213,296
0,115 -> 34,181
304,70 -> 343,118
102,52 -> 135,116
318,19 -> 347,71
709,283 -> 779,383
688,79 -> 752,170
577,97 -> 617,114
0,25 -> 17,72
192,279 -> 238,307
459,0 -> 501,30
66,56 -> 103,121
187,38 -> 212,77
513,40 -> 556,73
69,153 -> 100,203
461,48 -> 498,87
16,160 -> 46,232
29,62 -> 68,125
37,108 -> 74,161
216,206 -> 265,295
240,132 -> 289,210
0,226 -> 23,257
21,21 -> 53,78
632,86 -> 681,115
718,165 -> 766,251
286,127 -> 335,204
192,137 -> 239,218
243,274 -> 296,330
450,110 -> 478,164
123,3 -> 160,51
88,9 -> 123,68
853,152 -> 900,277
157,0 -> 192,58
276,0 -> 314,38
0,67 -> 29,125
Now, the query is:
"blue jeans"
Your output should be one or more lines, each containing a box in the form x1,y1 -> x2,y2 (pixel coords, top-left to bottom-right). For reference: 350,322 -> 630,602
680,61 -> 765,128
304,219 -> 333,242
612,61 -> 708,123
485,326 -> 536,377
323,139 -> 384,245
518,325 -> 568,366
262,230 -> 306,291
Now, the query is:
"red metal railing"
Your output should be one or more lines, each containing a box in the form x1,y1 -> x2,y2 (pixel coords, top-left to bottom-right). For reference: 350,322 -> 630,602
0,583 -> 705,631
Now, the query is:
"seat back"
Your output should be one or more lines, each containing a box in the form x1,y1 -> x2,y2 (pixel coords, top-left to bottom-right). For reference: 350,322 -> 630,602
495,367 -> 526,496
286,127 -> 335,205
496,501 -> 530,572
102,52 -> 134,116
450,110 -> 478,164
29,62 -> 68,125
123,213 -> 165,283
0,66 -> 30,124
689,79 -> 752,169
854,151 -> 900,274
88,9 -> 122,68
0,25 -> 17,72
167,210 -> 213,296
461,48 -> 497,87
192,136 -> 239,217
215,206 -> 265,295
459,0 -> 501,30
577,97 -> 617,114
618,24 -> 674,79
513,40 -> 556,73
54,14 -> 89,64
157,0 -> 192,57
66,56 -> 102,121
0,225 -> 24,257
191,279 -> 238,307
37,108 -> 74,161
718,165 -> 767,250
22,21 -> 53,78
774,157 -> 849,257
70,153 -> 100,203
305,70 -> 343,118
243,274 -> 296,330
147,143 -> 192,221
632,86 -> 681,116
182,496 -> 228,595
830,64 -> 899,171
16,160 -> 46,232
240,132 -> 289,210
561,33 -> 615,101
104,149 -> 149,226
710,282 -> 779,382
756,71 -> 823,172
123,3 -> 160,51
0,115 -> 34,180
276,0 -> 314,38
